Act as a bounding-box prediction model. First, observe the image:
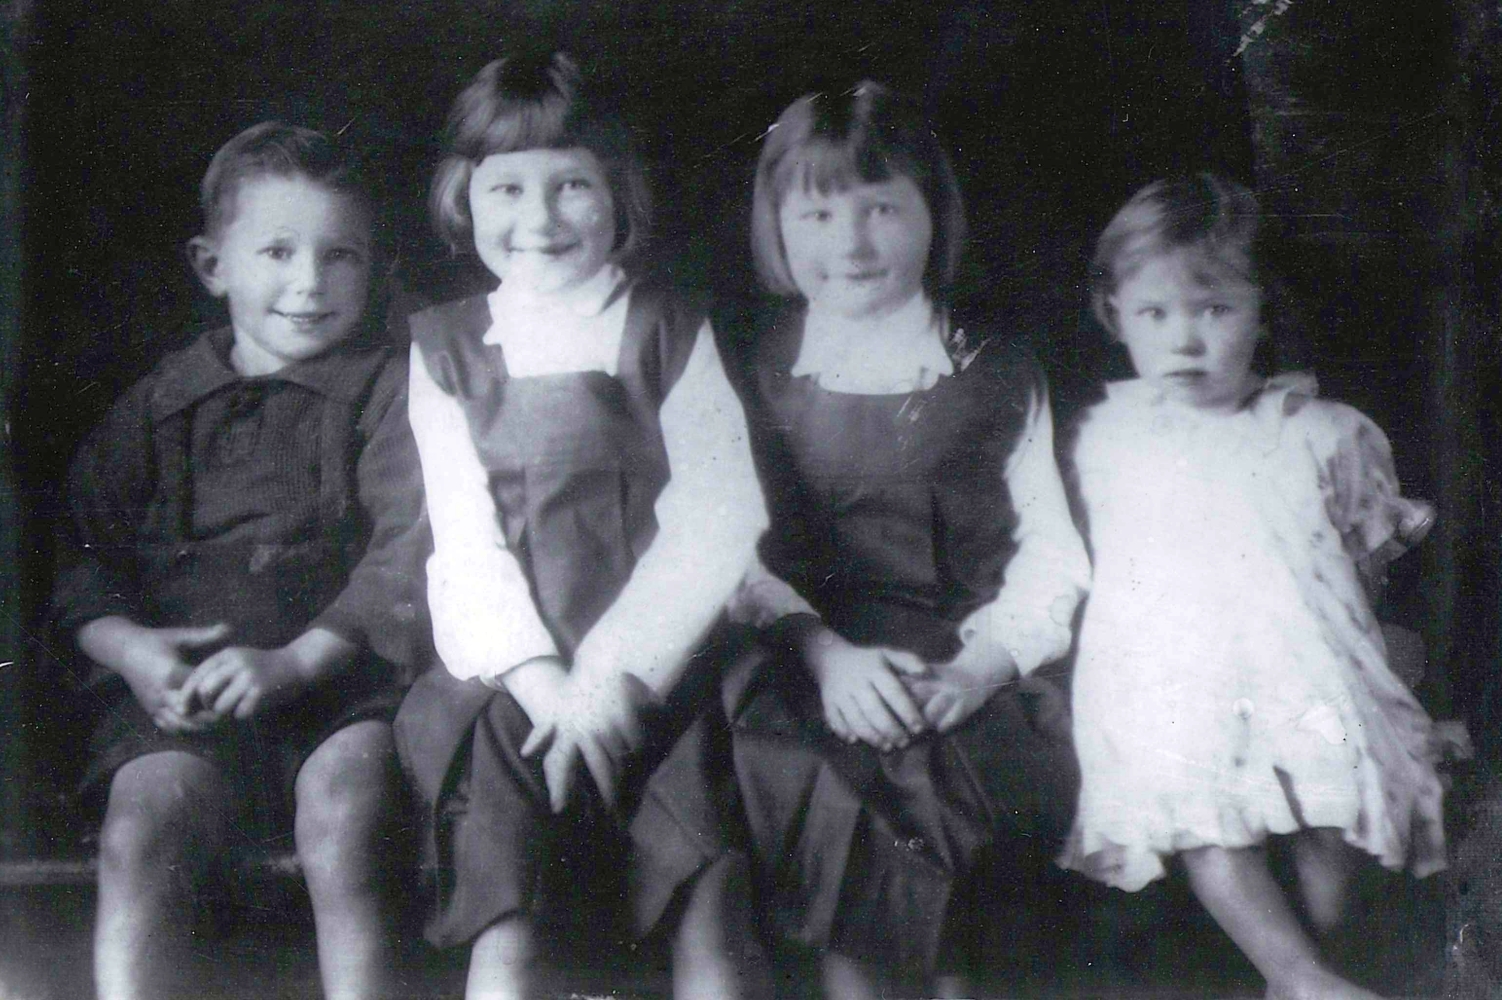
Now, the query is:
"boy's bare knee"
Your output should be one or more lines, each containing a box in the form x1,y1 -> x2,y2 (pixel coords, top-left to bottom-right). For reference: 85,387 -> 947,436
296,720 -> 397,815
99,752 -> 227,879
293,721 -> 397,875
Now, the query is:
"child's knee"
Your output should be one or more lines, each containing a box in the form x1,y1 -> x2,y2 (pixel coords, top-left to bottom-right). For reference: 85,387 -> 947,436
293,721 -> 398,856
99,753 -> 227,877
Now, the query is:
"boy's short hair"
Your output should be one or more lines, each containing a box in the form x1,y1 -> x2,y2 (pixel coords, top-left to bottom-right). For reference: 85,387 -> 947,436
1089,173 -> 1266,338
750,82 -> 966,305
430,50 -> 651,268
200,122 -> 371,237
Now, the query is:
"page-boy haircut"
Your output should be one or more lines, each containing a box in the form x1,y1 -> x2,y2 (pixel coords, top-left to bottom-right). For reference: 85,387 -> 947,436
1089,172 -> 1263,338
430,50 -> 651,266
751,81 -> 966,305
200,121 -> 369,237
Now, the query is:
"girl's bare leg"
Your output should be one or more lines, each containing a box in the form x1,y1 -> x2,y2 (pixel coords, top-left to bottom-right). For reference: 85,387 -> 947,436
672,852 -> 771,999
295,719 -> 404,1000
1181,844 -> 1383,1000
820,952 -> 884,1000
1291,828 -> 1358,935
95,752 -> 232,1000
467,916 -> 539,1000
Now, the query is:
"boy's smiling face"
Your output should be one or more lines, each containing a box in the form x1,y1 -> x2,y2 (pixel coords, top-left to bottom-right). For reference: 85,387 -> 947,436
191,174 -> 372,376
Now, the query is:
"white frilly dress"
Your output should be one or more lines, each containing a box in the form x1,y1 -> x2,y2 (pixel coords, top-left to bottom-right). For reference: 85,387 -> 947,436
1060,373 -> 1447,891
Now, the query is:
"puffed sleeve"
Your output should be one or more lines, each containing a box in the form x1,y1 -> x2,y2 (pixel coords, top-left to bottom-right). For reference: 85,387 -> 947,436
1319,402 -> 1434,568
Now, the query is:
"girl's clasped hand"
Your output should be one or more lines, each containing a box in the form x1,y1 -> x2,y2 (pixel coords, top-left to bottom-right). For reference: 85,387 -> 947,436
799,621 -> 929,751
511,656 -> 654,812
797,619 -> 1022,749
906,635 -> 1022,733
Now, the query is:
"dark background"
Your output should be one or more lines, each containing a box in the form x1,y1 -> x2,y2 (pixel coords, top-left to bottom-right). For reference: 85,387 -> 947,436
5,2 -> 1501,996
4,0 -> 1496,902
6,0 -> 1264,845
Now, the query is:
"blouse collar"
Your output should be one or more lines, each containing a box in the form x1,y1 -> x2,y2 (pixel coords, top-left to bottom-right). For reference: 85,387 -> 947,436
482,264 -> 631,377
1104,371 -> 1319,449
1105,371 -> 1316,408
792,293 -> 953,394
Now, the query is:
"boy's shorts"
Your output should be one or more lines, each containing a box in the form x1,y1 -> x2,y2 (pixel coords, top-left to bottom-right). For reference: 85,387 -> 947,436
80,668 -> 403,843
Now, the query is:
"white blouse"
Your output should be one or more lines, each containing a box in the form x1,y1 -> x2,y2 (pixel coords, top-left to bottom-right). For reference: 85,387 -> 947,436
409,268 -> 768,695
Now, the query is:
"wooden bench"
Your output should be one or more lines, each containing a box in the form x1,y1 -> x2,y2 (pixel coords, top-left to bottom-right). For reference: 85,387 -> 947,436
0,851 -> 302,888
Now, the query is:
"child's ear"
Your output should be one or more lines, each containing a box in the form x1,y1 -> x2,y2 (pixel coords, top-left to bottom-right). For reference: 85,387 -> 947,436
1102,296 -> 1122,340
187,236 -> 226,297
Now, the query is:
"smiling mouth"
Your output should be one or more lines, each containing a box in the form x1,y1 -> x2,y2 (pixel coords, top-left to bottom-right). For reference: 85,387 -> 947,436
510,243 -> 580,258
1164,369 -> 1206,380
837,269 -> 887,283
277,311 -> 335,326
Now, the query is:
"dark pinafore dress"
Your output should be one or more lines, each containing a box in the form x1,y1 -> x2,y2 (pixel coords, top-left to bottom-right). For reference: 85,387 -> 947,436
645,303 -> 1081,976
394,281 -> 714,950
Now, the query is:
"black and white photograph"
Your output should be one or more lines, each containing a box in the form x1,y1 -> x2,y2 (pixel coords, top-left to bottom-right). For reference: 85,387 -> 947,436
1,2 -> 1499,997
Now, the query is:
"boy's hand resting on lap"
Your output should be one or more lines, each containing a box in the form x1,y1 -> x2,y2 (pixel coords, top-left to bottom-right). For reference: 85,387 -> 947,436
76,617 -> 231,730
160,627 -> 357,732
168,649 -> 305,730
905,639 -> 1019,734
795,621 -> 928,752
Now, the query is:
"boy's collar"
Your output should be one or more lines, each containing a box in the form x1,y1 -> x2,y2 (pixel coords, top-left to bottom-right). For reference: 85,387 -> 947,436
150,326 -> 382,419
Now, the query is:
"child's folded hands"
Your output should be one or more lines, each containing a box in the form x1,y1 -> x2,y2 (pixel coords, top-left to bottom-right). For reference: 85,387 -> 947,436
159,626 -> 358,732
802,627 -> 928,752
164,646 -> 307,730
515,659 -> 653,813
905,638 -> 1019,734
75,617 -> 231,732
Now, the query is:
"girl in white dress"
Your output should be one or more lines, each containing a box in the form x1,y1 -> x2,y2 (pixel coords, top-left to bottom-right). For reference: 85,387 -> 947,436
1061,174 -> 1447,1000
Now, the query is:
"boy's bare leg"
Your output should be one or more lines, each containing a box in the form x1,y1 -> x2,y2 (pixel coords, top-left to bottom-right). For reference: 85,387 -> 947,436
672,852 -> 771,999
295,719 -> 404,1000
95,751 -> 232,1000
1181,844 -> 1384,1000
467,915 -> 538,1000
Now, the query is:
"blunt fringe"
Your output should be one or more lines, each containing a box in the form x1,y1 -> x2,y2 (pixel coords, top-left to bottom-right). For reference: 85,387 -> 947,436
430,50 -> 651,268
750,81 -> 965,305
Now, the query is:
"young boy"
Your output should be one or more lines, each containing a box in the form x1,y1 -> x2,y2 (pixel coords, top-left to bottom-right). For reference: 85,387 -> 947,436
51,122 -> 429,1000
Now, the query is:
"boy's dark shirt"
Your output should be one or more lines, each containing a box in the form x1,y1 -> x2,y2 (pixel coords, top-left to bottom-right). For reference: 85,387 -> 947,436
52,325 -> 430,689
